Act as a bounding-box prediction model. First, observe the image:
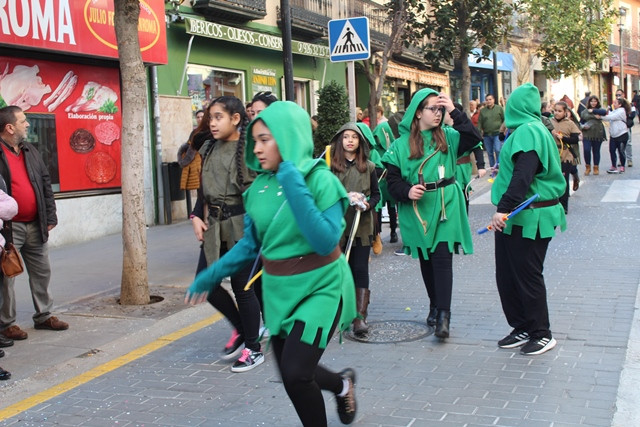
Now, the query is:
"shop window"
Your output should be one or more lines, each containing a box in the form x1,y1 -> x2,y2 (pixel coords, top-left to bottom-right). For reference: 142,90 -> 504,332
25,113 -> 60,192
280,78 -> 320,115
187,65 -> 245,115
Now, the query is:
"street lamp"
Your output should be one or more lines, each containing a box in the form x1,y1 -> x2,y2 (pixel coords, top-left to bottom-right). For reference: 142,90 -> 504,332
619,7 -> 626,94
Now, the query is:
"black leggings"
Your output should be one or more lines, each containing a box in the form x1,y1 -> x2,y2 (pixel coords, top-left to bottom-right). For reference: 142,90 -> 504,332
609,133 -> 628,168
270,303 -> 344,426
343,242 -> 370,289
196,246 -> 261,351
418,242 -> 453,312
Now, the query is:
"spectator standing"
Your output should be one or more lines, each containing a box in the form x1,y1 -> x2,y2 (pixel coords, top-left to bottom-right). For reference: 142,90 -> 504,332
597,95 -> 631,174
577,91 -> 591,117
251,91 -> 278,117
490,83 -> 566,356
469,100 -> 480,128
0,106 -> 68,341
478,94 -> 505,168
580,95 -> 607,175
551,102 -> 581,213
0,175 -> 17,380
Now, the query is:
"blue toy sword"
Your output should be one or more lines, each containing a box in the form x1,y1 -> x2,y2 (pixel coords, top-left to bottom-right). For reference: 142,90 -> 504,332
477,193 -> 540,234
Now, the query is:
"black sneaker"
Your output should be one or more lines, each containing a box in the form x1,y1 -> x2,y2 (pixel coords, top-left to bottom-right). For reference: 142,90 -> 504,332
520,337 -> 557,355
335,368 -> 357,424
498,330 -> 530,349
389,231 -> 398,243
230,348 -> 264,373
220,329 -> 244,361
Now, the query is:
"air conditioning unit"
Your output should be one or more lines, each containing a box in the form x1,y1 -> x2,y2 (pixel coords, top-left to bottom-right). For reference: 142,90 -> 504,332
600,58 -> 610,72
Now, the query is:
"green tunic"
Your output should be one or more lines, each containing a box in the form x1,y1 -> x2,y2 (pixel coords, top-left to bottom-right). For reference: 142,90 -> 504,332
244,101 -> 357,348
199,139 -> 254,264
381,88 -> 473,259
491,83 -> 566,239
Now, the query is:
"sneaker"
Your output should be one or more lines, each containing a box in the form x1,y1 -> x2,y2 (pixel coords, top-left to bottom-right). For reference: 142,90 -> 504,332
628,161 -> 633,167
520,337 -> 557,355
607,167 -> 620,174
498,330 -> 530,349
230,348 -> 264,373
394,248 -> 406,256
220,329 -> 244,361
619,166 -> 625,173
389,231 -> 398,243
335,368 -> 357,424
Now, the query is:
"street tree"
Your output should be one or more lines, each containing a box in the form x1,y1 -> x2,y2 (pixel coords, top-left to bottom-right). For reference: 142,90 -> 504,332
360,0 -> 416,130
313,80 -> 350,156
114,0 -> 150,305
409,0 -> 515,112
521,0 -> 616,88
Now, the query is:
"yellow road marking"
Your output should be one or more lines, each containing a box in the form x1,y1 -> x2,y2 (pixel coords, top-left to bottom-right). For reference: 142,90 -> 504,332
0,313 -> 223,421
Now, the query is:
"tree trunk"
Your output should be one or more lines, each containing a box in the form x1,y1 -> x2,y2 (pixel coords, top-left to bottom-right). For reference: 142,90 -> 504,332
460,58 -> 471,116
114,0 -> 150,305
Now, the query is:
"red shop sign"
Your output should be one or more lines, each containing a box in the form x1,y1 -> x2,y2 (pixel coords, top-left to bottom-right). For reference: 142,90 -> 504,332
0,0 -> 167,65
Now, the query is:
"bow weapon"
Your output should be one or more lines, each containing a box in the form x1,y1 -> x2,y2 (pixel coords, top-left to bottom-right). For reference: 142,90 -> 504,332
414,149 -> 440,234
477,193 -> 540,234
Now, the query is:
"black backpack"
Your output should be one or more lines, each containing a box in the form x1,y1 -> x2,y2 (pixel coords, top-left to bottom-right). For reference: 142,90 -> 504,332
627,111 -> 636,128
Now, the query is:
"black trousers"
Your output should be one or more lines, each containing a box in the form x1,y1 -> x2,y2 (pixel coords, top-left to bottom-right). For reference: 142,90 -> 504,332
270,303 -> 343,427
196,246 -> 261,351
343,242 -> 370,289
495,226 -> 552,340
418,242 -> 453,312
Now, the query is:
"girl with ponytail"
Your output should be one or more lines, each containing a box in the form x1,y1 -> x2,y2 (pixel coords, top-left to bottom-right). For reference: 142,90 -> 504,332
189,96 -> 263,372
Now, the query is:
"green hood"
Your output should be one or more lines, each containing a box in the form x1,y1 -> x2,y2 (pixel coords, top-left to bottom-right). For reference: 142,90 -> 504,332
246,101 -> 320,176
398,88 -> 439,136
504,83 -> 541,129
329,122 -> 371,158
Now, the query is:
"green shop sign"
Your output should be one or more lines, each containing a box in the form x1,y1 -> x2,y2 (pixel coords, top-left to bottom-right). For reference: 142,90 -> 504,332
186,18 -> 329,59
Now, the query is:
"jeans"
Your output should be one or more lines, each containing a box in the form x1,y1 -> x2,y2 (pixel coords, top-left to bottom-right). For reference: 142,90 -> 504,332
483,134 -> 502,167
582,139 -> 602,166
610,133 -> 629,168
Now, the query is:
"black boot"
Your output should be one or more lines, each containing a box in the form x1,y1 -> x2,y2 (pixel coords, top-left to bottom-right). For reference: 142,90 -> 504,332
435,310 -> 450,339
389,230 -> 398,243
426,307 -> 437,327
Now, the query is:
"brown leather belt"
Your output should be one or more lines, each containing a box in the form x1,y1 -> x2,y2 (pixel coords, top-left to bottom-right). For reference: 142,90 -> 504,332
529,198 -> 559,209
456,155 -> 471,165
262,246 -> 341,276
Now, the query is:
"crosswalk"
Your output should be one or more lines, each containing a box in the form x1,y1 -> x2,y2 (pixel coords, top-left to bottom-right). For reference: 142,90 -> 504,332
469,178 -> 640,204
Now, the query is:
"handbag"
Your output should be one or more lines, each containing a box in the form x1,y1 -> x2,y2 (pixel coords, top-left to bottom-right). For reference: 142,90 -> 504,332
1,242 -> 24,278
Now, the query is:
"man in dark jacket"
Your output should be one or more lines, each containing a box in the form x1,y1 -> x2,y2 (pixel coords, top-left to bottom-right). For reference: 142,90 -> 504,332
0,106 -> 68,341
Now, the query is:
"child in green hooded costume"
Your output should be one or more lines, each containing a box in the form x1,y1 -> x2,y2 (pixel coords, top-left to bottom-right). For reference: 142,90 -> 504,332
489,83 -> 566,356
330,122 -> 381,337
382,90 -> 480,339
186,101 -> 358,425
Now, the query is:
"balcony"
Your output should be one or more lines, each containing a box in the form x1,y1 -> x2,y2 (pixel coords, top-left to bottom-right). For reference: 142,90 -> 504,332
344,0 -> 390,50
277,0 -> 331,39
191,0 -> 267,23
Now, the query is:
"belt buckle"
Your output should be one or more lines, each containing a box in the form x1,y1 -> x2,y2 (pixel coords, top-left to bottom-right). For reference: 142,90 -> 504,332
210,205 -> 223,220
424,182 -> 437,191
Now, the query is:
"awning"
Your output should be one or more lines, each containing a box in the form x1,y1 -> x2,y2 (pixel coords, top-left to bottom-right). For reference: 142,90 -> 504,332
385,61 -> 449,88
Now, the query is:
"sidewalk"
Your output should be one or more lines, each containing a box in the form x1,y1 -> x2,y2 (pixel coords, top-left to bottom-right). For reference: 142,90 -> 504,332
0,151 -> 639,425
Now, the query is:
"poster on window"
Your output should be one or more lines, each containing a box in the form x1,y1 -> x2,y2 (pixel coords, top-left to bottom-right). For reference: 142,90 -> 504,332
0,56 -> 122,192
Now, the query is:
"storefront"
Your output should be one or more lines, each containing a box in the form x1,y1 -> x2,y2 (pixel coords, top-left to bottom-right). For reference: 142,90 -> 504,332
155,15 -> 346,219
0,0 -> 167,246
450,50 -> 514,104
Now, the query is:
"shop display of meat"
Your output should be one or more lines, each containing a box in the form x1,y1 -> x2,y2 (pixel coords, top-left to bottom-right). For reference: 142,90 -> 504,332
43,71 -> 78,112
94,121 -> 120,145
85,151 -> 117,184
69,129 -> 96,153
0,64 -> 51,111
65,82 -> 118,113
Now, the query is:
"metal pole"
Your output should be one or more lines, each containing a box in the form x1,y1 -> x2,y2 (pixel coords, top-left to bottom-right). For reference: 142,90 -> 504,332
348,61 -> 356,122
620,23 -> 624,94
178,35 -> 194,96
492,51 -> 499,99
281,0 -> 295,101
150,66 -> 165,225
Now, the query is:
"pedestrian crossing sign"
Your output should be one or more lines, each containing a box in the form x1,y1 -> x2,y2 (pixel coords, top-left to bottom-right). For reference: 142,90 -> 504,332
328,17 -> 370,62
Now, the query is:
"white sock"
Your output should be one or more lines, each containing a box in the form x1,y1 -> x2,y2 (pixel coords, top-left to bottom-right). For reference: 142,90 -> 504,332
337,378 -> 350,397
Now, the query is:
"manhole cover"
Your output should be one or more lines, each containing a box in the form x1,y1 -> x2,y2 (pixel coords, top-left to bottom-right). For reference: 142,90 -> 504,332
344,320 -> 433,344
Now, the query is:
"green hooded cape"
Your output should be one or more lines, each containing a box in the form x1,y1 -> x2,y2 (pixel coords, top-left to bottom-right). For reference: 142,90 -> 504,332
381,88 -> 473,258
491,83 -> 566,239
244,101 -> 356,348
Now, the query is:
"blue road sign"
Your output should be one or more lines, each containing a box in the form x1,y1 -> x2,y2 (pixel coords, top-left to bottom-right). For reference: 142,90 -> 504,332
328,17 -> 370,62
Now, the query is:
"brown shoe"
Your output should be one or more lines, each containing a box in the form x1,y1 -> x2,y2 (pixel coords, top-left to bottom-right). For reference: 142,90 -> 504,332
34,316 -> 69,331
1,325 -> 28,340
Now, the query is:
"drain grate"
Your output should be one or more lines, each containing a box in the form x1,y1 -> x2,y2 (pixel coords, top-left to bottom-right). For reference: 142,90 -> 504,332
344,320 -> 433,344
